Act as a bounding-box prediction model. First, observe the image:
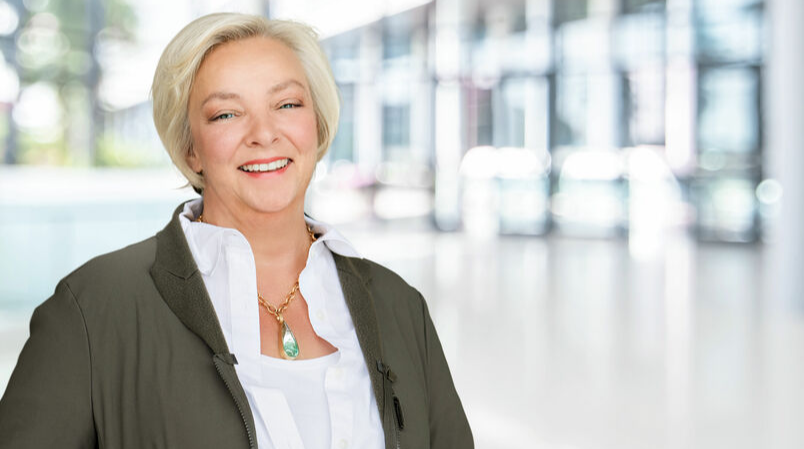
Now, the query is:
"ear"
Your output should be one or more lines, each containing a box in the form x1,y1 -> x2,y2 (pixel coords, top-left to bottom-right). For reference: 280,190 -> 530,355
186,146 -> 202,174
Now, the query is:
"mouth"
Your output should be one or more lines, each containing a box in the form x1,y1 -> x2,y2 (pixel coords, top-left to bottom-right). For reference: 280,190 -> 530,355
238,158 -> 291,173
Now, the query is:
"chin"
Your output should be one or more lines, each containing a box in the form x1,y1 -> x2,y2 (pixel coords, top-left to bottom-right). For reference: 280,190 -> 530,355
243,194 -> 302,215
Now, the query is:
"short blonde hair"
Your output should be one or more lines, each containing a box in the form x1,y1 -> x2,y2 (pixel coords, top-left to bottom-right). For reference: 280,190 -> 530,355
151,13 -> 339,191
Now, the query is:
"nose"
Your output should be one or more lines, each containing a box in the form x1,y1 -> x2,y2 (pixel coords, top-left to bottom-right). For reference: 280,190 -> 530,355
245,112 -> 280,147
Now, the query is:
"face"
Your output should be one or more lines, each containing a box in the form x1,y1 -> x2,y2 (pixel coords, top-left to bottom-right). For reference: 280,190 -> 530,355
187,37 -> 318,221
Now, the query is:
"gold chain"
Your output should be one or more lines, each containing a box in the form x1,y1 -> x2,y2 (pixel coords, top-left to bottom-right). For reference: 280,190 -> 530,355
258,284 -> 299,322
195,213 -> 317,323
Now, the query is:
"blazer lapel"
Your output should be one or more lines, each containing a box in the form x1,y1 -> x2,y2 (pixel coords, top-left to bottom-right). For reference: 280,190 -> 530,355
148,203 -> 257,448
334,254 -> 404,448
149,203 -> 230,355
332,254 -> 386,413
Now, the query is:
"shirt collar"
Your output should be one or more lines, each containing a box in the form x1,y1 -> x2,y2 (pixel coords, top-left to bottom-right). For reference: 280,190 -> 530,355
178,198 -> 361,276
178,198 -> 232,276
304,214 -> 361,259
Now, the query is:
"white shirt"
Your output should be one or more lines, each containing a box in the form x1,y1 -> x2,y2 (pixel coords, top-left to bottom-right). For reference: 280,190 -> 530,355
178,198 -> 384,449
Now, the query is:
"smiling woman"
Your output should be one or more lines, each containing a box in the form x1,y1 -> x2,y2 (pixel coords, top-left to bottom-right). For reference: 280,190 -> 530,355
0,12 -> 472,449
185,37 -> 320,229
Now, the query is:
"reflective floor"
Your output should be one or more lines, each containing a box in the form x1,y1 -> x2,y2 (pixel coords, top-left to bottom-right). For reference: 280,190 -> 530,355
344,227 -> 804,449
2,225 -> 803,449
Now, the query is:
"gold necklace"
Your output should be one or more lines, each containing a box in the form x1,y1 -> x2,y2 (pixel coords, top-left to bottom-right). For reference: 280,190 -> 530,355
196,213 -> 316,360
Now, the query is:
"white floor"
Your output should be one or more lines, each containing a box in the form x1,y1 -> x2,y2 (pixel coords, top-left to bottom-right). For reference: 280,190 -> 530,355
2,227 -> 803,449
348,228 -> 804,449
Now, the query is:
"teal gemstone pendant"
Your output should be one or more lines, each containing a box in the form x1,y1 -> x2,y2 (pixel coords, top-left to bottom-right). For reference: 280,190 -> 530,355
279,318 -> 299,360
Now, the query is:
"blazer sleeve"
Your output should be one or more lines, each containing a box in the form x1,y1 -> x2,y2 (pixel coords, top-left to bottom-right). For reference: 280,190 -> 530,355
0,280 -> 97,448
421,296 -> 474,448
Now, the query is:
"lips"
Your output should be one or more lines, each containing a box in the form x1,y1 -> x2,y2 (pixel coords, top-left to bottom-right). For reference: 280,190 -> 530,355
238,158 -> 291,173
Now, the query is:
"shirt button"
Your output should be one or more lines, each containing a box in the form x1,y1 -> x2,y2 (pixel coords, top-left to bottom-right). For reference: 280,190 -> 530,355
338,439 -> 349,449
316,310 -> 326,321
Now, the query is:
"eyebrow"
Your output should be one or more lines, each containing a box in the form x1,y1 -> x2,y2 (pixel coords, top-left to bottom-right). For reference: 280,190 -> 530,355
200,92 -> 240,108
269,79 -> 307,95
200,79 -> 307,108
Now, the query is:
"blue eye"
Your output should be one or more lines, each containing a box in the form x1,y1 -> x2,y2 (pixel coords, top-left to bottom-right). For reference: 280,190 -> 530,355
212,112 -> 235,121
279,103 -> 301,109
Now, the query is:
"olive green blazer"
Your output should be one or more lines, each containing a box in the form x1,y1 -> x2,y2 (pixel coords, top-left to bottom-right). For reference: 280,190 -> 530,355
0,203 -> 473,449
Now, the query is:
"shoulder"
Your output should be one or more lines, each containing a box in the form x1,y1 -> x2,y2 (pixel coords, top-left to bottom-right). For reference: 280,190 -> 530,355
361,258 -> 415,290
333,253 -> 427,316
60,235 -> 158,303
334,254 -> 419,293
67,235 -> 157,282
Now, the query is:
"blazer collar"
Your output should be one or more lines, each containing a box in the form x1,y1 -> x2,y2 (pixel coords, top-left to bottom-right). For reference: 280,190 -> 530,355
331,253 -> 386,412
150,202 -> 257,447
149,202 -> 230,356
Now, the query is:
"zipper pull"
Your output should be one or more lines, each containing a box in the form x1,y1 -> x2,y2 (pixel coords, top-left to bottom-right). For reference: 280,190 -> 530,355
393,396 -> 405,430
377,360 -> 404,432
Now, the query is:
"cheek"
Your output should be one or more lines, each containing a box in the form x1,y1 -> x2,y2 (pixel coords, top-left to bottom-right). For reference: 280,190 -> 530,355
286,112 -> 319,154
193,127 -> 239,165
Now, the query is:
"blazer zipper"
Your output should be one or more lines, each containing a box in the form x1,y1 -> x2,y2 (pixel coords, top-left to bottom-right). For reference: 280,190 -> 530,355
393,395 -> 405,449
377,360 -> 403,449
214,354 -> 256,449
392,413 -> 401,449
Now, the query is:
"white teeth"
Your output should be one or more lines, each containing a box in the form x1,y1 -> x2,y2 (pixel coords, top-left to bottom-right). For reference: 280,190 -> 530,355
240,159 -> 290,172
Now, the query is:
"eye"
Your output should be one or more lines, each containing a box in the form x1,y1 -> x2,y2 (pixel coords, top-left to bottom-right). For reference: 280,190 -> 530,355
211,112 -> 236,121
279,103 -> 302,110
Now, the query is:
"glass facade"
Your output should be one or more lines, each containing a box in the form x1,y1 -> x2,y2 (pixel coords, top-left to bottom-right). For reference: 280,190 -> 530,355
317,0 -> 767,241
0,0 -> 769,241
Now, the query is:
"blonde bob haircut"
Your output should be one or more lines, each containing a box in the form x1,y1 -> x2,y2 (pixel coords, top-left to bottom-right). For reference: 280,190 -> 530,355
151,13 -> 339,192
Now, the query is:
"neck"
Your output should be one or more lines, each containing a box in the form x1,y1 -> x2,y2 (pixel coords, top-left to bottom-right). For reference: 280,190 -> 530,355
198,194 -> 311,271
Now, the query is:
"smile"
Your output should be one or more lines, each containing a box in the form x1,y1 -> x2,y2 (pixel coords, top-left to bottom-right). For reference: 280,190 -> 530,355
238,159 -> 291,173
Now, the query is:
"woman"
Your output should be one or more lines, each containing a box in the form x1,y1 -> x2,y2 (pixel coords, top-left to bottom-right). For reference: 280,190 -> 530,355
0,12 -> 472,449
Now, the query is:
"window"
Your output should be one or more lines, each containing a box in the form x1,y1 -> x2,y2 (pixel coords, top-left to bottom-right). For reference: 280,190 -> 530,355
382,104 -> 410,159
697,67 -> 760,155
329,83 -> 355,162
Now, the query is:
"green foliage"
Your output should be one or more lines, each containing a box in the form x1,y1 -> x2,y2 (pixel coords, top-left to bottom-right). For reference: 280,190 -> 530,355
104,0 -> 139,40
10,0 -> 140,167
16,132 -> 71,166
96,133 -> 165,168
19,0 -> 137,82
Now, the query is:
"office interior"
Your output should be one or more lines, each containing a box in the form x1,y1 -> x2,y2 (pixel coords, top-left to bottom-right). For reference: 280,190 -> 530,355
1,0 -> 803,447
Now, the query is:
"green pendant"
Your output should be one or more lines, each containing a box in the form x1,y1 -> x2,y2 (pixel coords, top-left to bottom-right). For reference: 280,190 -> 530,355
280,320 -> 299,360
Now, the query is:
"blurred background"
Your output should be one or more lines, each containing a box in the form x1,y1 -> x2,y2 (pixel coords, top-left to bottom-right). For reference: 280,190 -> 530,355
1,0 -> 803,448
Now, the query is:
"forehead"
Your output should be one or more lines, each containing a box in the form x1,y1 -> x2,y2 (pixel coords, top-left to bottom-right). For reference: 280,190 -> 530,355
192,37 -> 309,95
